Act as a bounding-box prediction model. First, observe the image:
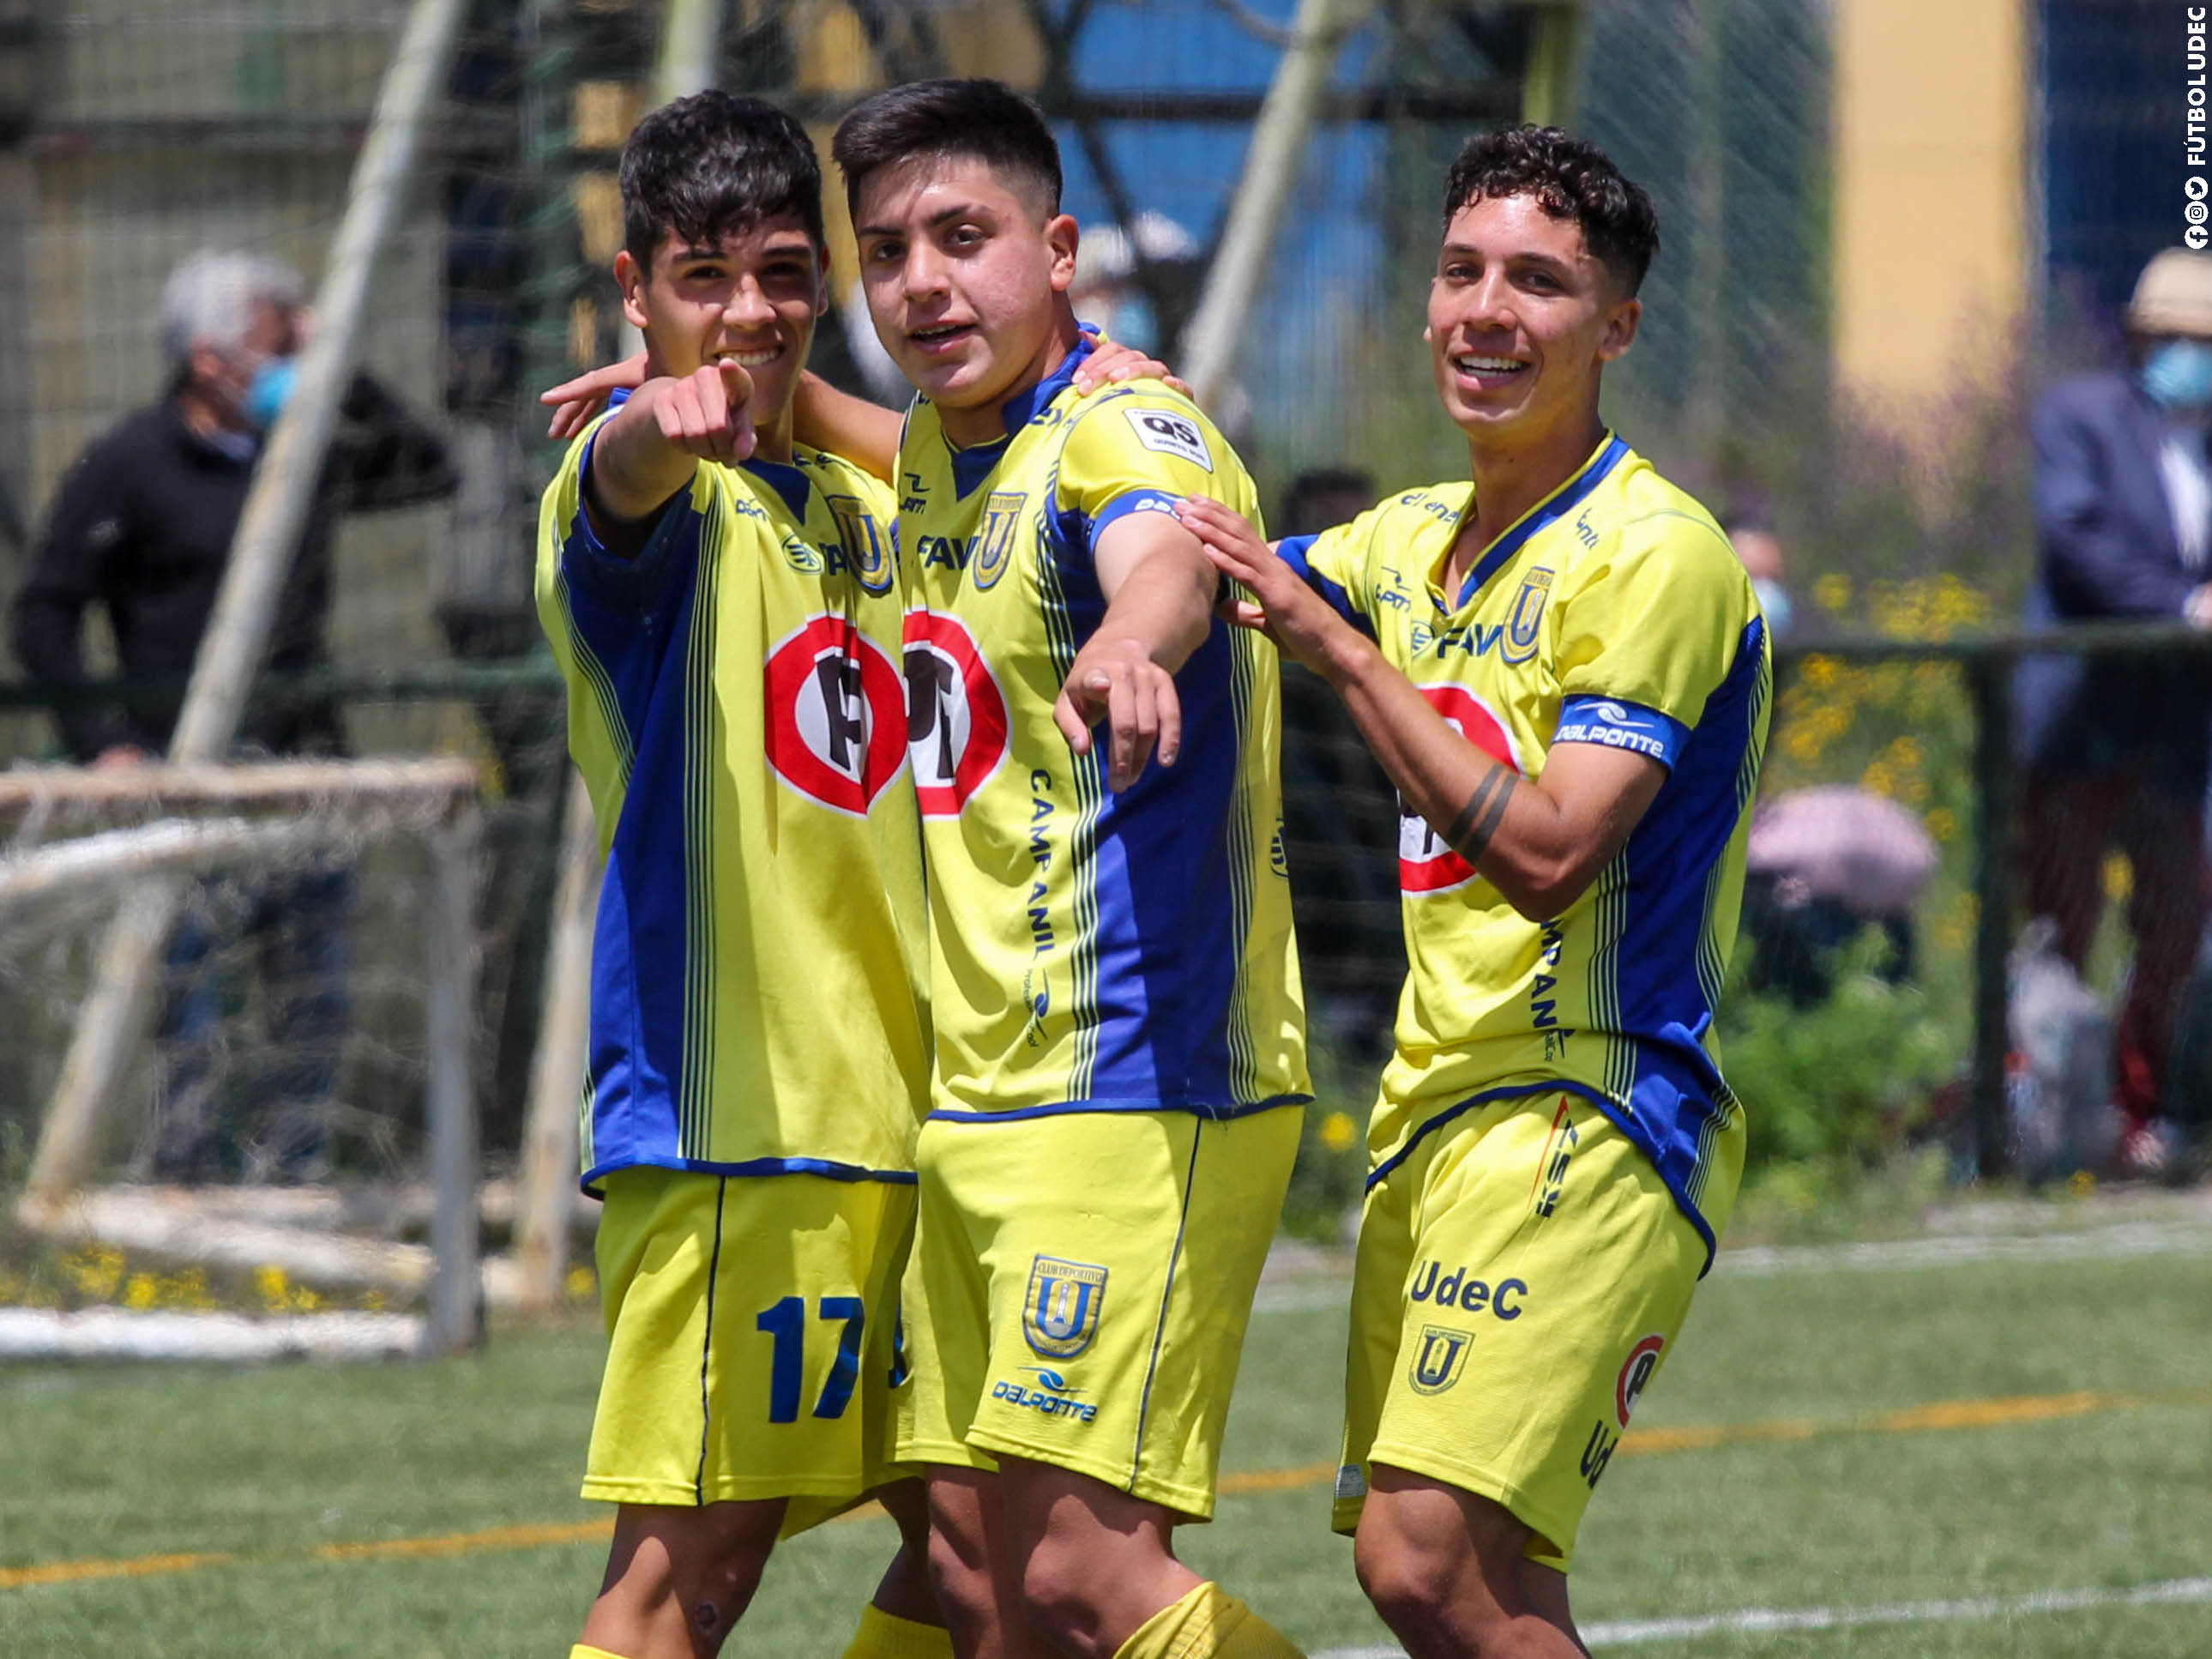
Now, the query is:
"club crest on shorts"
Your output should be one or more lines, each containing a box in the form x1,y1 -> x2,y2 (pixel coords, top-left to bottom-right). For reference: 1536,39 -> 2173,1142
1407,1324 -> 1473,1395
1023,1256 -> 1106,1359
972,491 -> 1027,591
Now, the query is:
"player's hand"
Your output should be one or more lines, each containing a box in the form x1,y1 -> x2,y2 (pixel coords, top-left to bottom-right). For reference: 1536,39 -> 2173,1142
1176,495 -> 1353,676
541,352 -> 650,440
1074,337 -> 1192,401
636,359 -> 756,465
92,744 -> 146,771
1052,634 -> 1183,792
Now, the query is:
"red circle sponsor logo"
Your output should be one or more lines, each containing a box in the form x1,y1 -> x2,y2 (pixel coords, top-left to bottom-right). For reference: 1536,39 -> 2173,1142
903,608 -> 1010,817
1615,1333 -> 1666,1427
1399,682 -> 1522,894
762,614 -> 908,816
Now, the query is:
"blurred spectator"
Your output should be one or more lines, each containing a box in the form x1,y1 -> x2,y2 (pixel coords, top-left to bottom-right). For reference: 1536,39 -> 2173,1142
2016,246 -> 2212,1175
1280,467 -> 1378,540
1723,511 -> 1794,639
1741,785 -> 1938,1004
9,248 -> 455,1179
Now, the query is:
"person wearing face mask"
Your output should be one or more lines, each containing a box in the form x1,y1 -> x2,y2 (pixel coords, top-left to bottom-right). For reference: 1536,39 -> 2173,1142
9,247 -> 455,1179
2016,247 -> 2212,1177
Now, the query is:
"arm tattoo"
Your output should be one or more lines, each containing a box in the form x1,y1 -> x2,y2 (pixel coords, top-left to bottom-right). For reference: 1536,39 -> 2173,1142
1443,766 -> 1517,865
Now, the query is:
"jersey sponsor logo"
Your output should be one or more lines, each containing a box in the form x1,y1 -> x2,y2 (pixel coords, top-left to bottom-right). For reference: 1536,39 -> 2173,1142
825,492 -> 894,594
904,609 -> 1011,817
1580,1419 -> 1619,1489
1399,682 -> 1522,894
972,490 -> 1027,591
1407,1324 -> 1474,1395
762,614 -> 908,816
1123,406 -> 1214,473
1503,566 -> 1554,664
990,1366 -> 1100,1424
1616,1333 -> 1666,1426
1555,698 -> 1672,761
1407,1261 -> 1528,1319
1023,1255 -> 1106,1359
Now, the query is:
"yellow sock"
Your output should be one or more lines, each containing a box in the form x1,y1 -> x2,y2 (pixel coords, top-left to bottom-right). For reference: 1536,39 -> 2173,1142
1113,1581 -> 1305,1659
841,1602 -> 955,1659
570,1647 -> 630,1659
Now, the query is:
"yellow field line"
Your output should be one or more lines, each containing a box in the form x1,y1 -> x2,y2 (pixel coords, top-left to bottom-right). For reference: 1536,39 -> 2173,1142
7,1384 -> 2208,1595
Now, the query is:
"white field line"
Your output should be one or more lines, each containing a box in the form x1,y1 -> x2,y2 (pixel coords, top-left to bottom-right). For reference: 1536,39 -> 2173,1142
1254,1218 -> 2212,1313
1313,1572 -> 2212,1656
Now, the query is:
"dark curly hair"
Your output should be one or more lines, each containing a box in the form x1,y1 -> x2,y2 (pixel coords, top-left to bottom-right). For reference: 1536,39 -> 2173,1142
831,78 -> 1062,221
1440,125 -> 1660,294
620,91 -> 824,268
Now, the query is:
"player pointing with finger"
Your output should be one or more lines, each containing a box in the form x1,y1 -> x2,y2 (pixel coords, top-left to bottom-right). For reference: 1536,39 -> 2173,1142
1182,126 -> 1769,1659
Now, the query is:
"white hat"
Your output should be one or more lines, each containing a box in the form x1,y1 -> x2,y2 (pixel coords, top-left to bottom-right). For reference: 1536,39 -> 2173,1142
2127,249 -> 2212,338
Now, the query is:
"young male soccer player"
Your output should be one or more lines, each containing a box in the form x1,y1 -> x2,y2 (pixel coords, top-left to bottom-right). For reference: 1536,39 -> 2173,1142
1181,126 -> 1769,1658
533,92 -> 947,1659
830,79 -> 1311,1659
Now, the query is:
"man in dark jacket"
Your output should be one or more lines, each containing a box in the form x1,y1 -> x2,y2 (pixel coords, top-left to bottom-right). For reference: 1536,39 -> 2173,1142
2019,247 -> 2212,1175
10,248 -> 455,1178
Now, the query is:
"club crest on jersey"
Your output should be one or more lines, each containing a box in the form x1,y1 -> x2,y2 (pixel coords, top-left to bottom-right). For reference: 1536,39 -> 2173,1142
904,608 -> 1011,817
1615,1333 -> 1665,1426
1501,567 -> 1554,665
1123,406 -> 1213,473
1407,1324 -> 1473,1395
1399,683 -> 1522,895
824,493 -> 893,595
1023,1257 -> 1106,1359
970,491 -> 1028,591
762,614 -> 908,816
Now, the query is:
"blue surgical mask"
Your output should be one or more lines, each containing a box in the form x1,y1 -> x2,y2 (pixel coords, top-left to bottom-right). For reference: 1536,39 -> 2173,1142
1751,577 -> 1793,638
2140,339 -> 2212,411
244,355 -> 298,430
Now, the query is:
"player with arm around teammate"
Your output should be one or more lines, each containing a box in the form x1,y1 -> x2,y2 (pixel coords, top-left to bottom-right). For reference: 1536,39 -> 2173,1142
1180,126 -> 1769,1659
830,78 -> 1311,1659
533,92 -> 948,1659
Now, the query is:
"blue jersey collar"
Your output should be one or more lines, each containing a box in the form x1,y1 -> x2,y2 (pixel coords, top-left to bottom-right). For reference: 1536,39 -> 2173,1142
939,332 -> 1095,498
740,454 -> 811,518
1444,431 -> 1629,608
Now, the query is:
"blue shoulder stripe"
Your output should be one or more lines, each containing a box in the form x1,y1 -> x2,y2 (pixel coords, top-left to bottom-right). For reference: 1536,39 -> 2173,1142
1278,534 -> 1372,636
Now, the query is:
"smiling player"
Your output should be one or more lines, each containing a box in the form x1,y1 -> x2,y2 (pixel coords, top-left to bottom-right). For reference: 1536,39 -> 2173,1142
534,93 -> 944,1659
831,79 -> 1310,1659
1180,126 -> 1769,1658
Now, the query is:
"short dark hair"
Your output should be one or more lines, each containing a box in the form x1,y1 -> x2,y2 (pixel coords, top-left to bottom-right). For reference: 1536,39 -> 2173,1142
831,78 -> 1062,221
620,90 -> 824,268
1440,125 -> 1660,294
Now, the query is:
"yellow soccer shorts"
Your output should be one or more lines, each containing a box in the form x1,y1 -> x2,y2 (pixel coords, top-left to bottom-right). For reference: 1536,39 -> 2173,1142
585,1166 -> 917,1535
897,1104 -> 1302,1520
1333,1088 -> 1742,1572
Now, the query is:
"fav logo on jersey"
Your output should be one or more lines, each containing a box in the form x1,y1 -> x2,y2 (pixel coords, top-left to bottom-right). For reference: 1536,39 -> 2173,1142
972,491 -> 1027,591
904,609 -> 1011,817
1407,1324 -> 1473,1395
1399,682 -> 1523,895
1023,1256 -> 1106,1359
1501,566 -> 1554,665
1123,406 -> 1214,473
1615,1333 -> 1665,1427
762,614 -> 908,816
824,492 -> 893,594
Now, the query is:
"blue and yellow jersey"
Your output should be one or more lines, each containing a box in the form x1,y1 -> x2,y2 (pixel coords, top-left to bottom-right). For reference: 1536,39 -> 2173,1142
1282,434 -> 1769,1258
897,340 -> 1307,1119
535,403 -> 929,1191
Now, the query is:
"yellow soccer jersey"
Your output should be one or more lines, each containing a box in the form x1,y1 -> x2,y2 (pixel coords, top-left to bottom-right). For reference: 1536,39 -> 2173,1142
897,341 -> 1306,1119
1281,433 -> 1769,1258
535,398 -> 929,1190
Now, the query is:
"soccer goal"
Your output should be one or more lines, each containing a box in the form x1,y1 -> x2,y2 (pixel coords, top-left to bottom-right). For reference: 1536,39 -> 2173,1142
0,757 -> 488,1360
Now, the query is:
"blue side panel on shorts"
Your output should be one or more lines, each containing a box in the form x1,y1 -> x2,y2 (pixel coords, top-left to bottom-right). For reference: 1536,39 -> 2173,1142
1604,614 -> 1768,1263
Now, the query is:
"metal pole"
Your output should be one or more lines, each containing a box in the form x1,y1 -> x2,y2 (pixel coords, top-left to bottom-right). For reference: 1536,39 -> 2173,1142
19,0 -> 470,1220
421,803 -> 485,1357
1968,654 -> 2016,1180
653,0 -> 725,104
1179,0 -> 1361,409
514,771 -> 600,1312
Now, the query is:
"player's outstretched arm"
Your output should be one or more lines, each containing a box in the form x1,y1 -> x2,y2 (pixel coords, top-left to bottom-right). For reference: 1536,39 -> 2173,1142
1180,494 -> 1666,920
1052,511 -> 1217,793
587,359 -> 755,537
